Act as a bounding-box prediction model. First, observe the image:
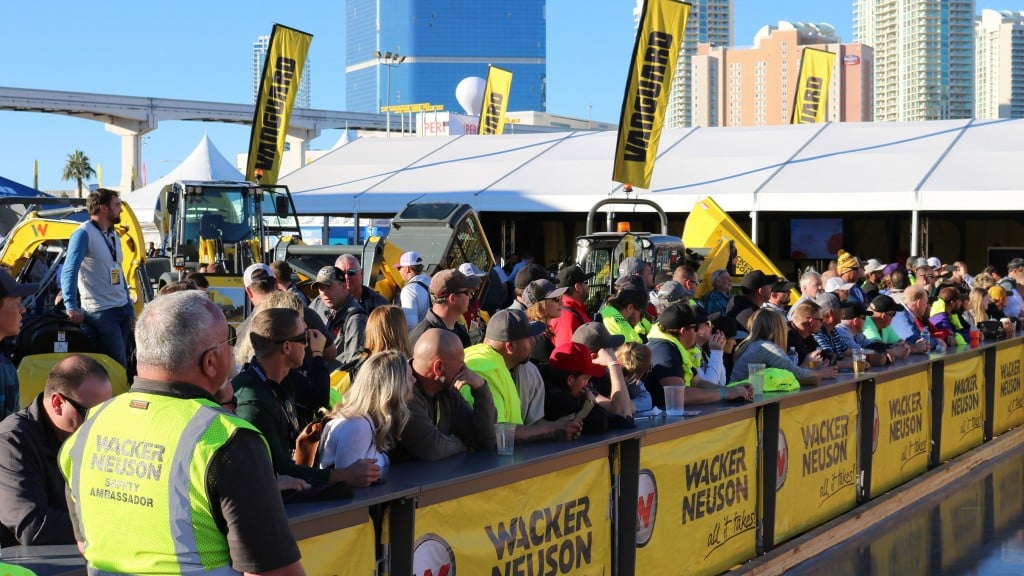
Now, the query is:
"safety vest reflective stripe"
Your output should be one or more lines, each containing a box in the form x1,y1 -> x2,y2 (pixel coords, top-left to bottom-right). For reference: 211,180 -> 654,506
64,395 -> 250,575
168,406 -> 223,569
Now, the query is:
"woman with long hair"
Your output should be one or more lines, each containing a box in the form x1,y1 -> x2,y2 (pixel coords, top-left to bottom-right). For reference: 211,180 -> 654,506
319,350 -> 414,478
347,305 -> 411,376
963,287 -> 990,329
732,310 -> 836,385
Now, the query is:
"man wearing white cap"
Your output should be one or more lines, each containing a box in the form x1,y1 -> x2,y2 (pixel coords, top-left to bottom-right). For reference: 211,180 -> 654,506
824,277 -> 855,303
861,258 -> 887,301
395,251 -> 431,327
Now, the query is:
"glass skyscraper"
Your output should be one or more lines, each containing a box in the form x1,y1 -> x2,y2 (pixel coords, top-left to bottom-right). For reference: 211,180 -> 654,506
253,35 -> 311,109
345,0 -> 546,114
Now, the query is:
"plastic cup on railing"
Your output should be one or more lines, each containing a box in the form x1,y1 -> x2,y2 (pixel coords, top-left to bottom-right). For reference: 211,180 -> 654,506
494,423 -> 516,456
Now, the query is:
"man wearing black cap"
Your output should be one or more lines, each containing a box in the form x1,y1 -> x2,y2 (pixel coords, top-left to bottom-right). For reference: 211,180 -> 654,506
551,264 -> 594,347
599,286 -> 648,344
862,295 -> 914,358
835,300 -> 876,353
463,309 -> 581,442
508,264 -> 549,312
728,270 -> 778,329
0,269 -> 38,418
762,280 -> 795,316
409,269 -> 481,348
647,303 -> 752,410
311,266 -> 368,366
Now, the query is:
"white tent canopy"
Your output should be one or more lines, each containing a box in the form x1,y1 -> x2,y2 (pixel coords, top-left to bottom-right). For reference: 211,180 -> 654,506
281,118 -> 1024,215
125,135 -> 244,223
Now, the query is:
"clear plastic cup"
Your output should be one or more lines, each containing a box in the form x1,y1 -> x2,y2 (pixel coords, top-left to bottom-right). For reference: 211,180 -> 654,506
495,423 -> 516,456
748,363 -> 765,401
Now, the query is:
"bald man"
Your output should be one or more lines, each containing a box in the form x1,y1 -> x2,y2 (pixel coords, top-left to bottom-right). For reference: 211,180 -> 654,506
394,329 -> 497,461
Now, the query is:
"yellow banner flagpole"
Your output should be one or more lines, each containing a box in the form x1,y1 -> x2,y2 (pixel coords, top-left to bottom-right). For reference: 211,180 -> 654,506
478,65 -> 513,135
612,0 -> 690,189
246,24 -> 313,185
791,48 -> 836,124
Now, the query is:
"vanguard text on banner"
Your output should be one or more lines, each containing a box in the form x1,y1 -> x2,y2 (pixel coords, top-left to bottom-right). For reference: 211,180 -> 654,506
479,66 -> 513,136
611,0 -> 690,189
791,48 -> 835,124
246,24 -> 312,185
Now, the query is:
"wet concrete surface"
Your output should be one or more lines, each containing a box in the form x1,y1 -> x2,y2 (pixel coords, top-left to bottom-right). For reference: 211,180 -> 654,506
789,447 -> 1024,575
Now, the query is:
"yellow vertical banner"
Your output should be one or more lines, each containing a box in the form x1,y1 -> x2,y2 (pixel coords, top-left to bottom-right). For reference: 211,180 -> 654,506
870,371 -> 931,497
612,0 -> 690,189
413,458 -> 611,576
939,355 -> 985,462
478,65 -> 513,135
297,519 -> 376,575
635,419 -> 758,576
246,24 -> 313,185
993,343 -> 1024,434
774,392 -> 858,543
791,48 -> 835,124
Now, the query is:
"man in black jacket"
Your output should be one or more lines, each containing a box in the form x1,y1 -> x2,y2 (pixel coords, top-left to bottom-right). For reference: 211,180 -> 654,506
0,355 -> 111,546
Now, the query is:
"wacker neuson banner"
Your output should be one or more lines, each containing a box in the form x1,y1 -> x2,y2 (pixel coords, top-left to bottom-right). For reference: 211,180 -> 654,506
612,0 -> 690,189
246,24 -> 312,185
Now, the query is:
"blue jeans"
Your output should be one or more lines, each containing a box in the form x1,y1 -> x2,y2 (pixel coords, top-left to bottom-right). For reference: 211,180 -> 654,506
82,302 -> 134,369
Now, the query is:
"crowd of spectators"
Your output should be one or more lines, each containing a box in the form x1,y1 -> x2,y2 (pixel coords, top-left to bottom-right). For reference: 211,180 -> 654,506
2,246 -> 1023,575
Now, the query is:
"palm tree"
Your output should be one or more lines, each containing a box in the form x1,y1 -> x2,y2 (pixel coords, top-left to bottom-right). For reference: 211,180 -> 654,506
61,149 -> 96,198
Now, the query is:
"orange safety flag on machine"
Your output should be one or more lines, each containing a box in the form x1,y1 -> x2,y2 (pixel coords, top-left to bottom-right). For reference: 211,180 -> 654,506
246,24 -> 313,185
612,0 -> 690,189
791,48 -> 835,124
478,65 -> 513,135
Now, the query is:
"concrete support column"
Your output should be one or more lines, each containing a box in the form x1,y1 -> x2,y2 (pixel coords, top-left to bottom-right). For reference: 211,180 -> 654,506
281,126 -> 320,179
105,118 -> 156,192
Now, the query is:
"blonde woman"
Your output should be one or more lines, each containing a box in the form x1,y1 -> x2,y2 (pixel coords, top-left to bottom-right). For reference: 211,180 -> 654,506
963,287 -> 990,329
346,305 -> 411,377
319,350 -> 414,479
616,342 -> 654,415
731,309 -> 836,385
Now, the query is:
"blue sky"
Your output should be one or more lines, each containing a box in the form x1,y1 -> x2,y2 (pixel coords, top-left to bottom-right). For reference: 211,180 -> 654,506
0,1 -> 1020,191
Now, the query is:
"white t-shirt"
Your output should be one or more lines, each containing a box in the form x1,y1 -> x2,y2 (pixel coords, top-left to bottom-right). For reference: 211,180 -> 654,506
320,415 -> 389,476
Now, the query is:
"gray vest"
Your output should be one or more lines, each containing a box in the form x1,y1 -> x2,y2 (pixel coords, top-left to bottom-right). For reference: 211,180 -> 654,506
76,221 -> 129,312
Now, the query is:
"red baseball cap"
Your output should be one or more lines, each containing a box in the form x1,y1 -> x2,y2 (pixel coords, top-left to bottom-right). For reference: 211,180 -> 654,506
549,342 -> 605,378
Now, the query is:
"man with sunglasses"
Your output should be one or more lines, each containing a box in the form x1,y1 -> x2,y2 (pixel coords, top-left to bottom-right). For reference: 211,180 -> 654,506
59,291 -> 305,575
409,269 -> 481,348
335,254 -> 388,315
0,355 -> 111,546
233,307 -> 379,489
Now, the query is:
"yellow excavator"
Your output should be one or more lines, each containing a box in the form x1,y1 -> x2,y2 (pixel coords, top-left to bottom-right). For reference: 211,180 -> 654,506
0,196 -> 148,404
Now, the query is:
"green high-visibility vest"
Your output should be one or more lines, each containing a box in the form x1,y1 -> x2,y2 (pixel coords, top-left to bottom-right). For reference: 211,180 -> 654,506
0,562 -> 39,576
59,391 -> 266,575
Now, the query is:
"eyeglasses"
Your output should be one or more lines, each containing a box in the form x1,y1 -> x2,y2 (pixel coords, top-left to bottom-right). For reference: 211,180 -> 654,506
199,334 -> 237,359
59,393 -> 89,418
340,268 -> 361,277
276,332 -> 309,345
219,395 -> 238,408
454,290 -> 474,296
807,317 -> 824,323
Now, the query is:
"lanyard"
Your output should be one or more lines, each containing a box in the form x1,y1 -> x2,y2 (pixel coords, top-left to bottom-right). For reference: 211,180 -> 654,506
247,362 -> 300,437
91,221 -> 118,261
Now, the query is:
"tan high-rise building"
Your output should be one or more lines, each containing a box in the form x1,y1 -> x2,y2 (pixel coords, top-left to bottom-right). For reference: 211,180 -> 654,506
854,0 -> 974,122
634,0 -> 733,128
691,22 -> 872,127
975,9 -> 1024,118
